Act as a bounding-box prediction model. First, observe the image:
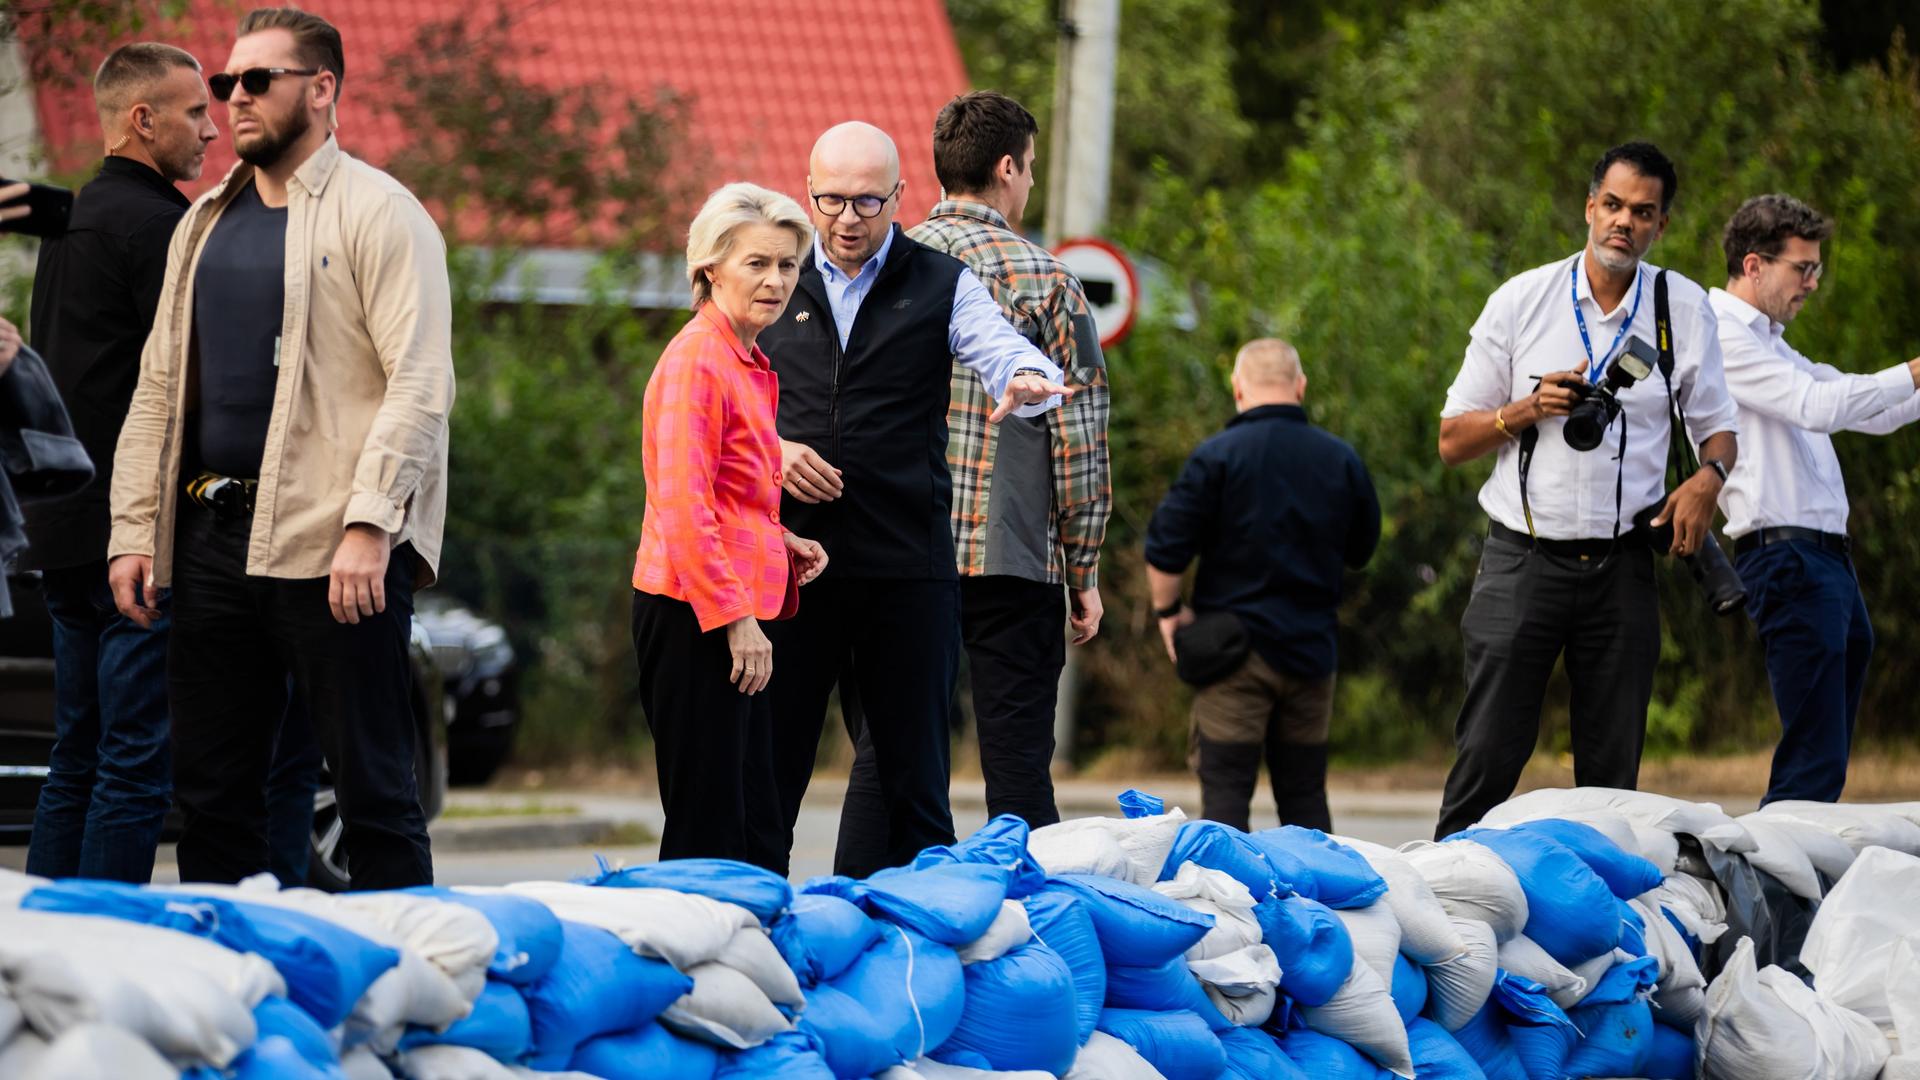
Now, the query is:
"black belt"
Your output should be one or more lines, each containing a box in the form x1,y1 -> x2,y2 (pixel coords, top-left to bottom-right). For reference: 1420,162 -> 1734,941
1732,526 -> 1850,558
1488,520 -> 1644,560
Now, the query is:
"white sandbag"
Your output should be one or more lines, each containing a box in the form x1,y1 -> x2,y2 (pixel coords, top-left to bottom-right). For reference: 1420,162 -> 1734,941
0,1032 -> 49,1075
1759,802 -> 1920,856
1873,802 -> 1920,830
0,989 -> 21,1045
1883,1054 -> 1920,1080
1567,949 -> 1634,1006
1890,936 -> 1920,1052
495,882 -> 757,972
0,909 -> 279,1067
1062,1030 -> 1169,1080
1729,816 -> 1825,900
1627,897 -> 1707,1027
958,901 -> 1035,965
335,885 -> 500,1001
1644,874 -> 1729,946
1029,810 -> 1188,887
1424,916 -> 1497,1031
1398,840 -> 1530,943
165,880 -> 473,1040
1739,813 -> 1856,882
25,1022 -> 174,1080
1189,943 -> 1281,1027
1333,900 -> 1402,986
1631,824 -> 1681,876
714,926 -> 806,1007
1699,937 -> 1889,1080
1483,787 -> 1757,852
1152,862 -> 1261,961
658,962 -> 793,1049
1495,934 -> 1586,1010
1803,846 -> 1920,1029
885,1060 -> 1055,1080
343,1044 -> 397,1080
401,1043 -> 518,1080
1334,835 -> 1467,965
0,867 -> 45,907
1298,952 -> 1414,1078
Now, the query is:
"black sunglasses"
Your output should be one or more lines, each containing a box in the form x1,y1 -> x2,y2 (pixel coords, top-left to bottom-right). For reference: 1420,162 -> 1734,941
209,67 -> 320,102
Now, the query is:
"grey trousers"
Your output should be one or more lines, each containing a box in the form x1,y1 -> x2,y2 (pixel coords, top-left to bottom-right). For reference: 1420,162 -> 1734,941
1435,535 -> 1661,839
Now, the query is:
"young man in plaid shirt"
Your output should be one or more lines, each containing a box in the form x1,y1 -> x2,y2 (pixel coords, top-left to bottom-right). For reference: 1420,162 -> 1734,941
893,90 -> 1113,829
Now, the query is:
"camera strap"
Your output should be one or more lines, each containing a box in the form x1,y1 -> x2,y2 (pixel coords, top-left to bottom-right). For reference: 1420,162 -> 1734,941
1653,269 -> 1703,480
1515,404 -> 1627,560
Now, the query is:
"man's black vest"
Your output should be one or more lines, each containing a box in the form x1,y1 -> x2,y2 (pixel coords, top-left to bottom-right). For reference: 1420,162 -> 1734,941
759,227 -> 965,579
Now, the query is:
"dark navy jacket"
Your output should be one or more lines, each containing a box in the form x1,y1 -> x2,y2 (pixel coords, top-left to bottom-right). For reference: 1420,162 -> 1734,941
1144,404 -> 1381,678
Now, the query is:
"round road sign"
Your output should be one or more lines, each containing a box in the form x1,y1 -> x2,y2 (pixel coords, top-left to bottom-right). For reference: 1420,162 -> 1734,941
1053,237 -> 1140,349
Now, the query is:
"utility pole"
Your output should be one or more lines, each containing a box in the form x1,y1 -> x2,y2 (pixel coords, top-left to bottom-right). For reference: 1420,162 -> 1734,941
1043,0 -> 1118,770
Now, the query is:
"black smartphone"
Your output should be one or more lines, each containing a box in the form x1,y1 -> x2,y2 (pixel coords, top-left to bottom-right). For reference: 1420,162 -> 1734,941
0,179 -> 74,238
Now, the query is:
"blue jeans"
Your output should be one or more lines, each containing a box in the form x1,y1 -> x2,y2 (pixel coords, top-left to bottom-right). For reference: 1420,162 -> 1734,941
25,560 -> 173,882
1737,540 -> 1873,805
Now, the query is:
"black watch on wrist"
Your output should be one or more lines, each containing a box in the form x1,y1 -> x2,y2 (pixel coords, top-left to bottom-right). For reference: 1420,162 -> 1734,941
1154,599 -> 1185,619
1702,458 -> 1729,484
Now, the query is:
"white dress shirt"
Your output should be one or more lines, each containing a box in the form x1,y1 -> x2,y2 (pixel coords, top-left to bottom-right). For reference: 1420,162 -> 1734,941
812,230 -> 1062,417
1442,253 -> 1740,540
1710,287 -> 1920,538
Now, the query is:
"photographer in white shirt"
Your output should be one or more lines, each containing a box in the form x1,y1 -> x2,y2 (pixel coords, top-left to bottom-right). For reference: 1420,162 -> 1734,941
1712,193 -> 1920,806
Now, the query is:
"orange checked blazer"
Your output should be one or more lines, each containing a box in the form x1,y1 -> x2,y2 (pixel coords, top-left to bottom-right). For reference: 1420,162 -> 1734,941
633,303 -> 790,631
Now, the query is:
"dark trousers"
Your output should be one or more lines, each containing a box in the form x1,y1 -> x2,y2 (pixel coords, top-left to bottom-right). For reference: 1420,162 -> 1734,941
1737,541 -> 1872,805
266,691 -> 322,887
631,590 -> 784,871
1188,650 -> 1335,833
842,575 -> 1066,852
1435,537 -> 1660,839
169,500 -> 430,888
25,560 -> 173,882
766,576 -> 959,879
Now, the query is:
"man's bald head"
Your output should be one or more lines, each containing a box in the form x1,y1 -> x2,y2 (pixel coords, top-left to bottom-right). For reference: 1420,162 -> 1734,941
807,121 -> 906,276
1231,338 -> 1307,409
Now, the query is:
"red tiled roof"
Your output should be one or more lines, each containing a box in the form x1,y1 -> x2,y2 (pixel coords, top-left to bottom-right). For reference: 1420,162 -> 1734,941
21,0 -> 970,239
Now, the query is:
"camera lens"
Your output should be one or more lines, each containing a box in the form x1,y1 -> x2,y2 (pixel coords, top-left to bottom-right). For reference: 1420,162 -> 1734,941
1563,396 -> 1612,451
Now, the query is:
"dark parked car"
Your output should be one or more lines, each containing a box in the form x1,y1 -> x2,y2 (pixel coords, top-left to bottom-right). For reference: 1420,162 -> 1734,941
0,571 -> 448,893
415,597 -> 520,786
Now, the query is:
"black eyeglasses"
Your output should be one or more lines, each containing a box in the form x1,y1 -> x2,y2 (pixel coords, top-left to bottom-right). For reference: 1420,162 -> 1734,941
209,67 -> 320,102
1756,251 -> 1825,283
810,182 -> 900,219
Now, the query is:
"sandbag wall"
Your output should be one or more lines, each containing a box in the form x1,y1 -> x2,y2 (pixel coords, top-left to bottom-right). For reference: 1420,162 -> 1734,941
0,788 -> 1916,1080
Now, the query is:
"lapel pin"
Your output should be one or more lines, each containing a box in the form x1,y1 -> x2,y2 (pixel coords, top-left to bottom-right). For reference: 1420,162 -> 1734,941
795,311 -> 811,323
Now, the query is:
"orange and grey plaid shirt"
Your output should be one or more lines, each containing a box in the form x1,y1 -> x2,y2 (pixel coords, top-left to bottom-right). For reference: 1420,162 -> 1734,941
909,200 -> 1111,589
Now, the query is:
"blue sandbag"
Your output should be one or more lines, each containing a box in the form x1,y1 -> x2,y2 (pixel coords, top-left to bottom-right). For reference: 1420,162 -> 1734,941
798,982 -> 904,1079
1662,906 -> 1703,962
524,920 -> 694,1069
828,924 -> 965,1064
400,979 -> 532,1060
579,857 -> 793,924
1390,952 -> 1429,1024
1105,955 -> 1232,1030
1161,820 -> 1284,899
1218,1026 -> 1310,1080
1040,874 -> 1212,965
1271,1026 -> 1393,1079
1451,828 -> 1620,967
806,862 -> 1012,945
1617,897 -> 1648,957
1253,894 -> 1353,1007
1118,788 -> 1165,817
1022,890 -> 1105,1045
22,880 -> 397,1029
775,895 -> 881,987
1451,1000 -> 1529,1080
716,1030 -> 836,1080
1096,1008 -> 1227,1080
1507,819 -> 1663,900
402,886 -> 564,986
1642,1021 -> 1696,1080
1494,974 -> 1580,1080
229,1036 -> 338,1080
252,996 -> 339,1072
932,938 -> 1079,1075
573,1022 -> 721,1080
1408,1017 -> 1489,1080
913,814 -> 1048,899
1561,956 -> 1659,1079
1247,827 -> 1387,909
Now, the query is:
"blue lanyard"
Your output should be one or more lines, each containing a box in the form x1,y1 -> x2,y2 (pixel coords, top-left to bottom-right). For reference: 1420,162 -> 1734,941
1571,262 -> 1644,383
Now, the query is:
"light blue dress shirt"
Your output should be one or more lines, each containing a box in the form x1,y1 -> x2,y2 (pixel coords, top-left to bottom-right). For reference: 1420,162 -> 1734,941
813,230 -> 1063,417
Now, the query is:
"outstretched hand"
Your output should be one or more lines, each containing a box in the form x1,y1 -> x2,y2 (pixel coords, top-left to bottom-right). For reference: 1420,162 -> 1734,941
989,373 -> 1075,423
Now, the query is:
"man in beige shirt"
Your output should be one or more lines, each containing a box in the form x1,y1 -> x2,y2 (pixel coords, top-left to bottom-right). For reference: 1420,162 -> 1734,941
108,7 -> 453,888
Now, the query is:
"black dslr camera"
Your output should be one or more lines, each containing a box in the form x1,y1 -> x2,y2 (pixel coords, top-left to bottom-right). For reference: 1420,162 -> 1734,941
1563,336 -> 1659,451
1634,496 -> 1747,615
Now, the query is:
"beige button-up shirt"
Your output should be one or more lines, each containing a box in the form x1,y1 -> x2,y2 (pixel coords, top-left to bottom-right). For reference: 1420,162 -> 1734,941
110,136 -> 453,587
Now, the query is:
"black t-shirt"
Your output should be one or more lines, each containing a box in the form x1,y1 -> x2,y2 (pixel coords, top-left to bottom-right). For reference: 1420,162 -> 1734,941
191,179 -> 286,479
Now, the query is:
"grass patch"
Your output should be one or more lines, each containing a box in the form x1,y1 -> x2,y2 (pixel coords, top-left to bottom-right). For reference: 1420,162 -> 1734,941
592,821 -> 659,847
440,799 -> 582,820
